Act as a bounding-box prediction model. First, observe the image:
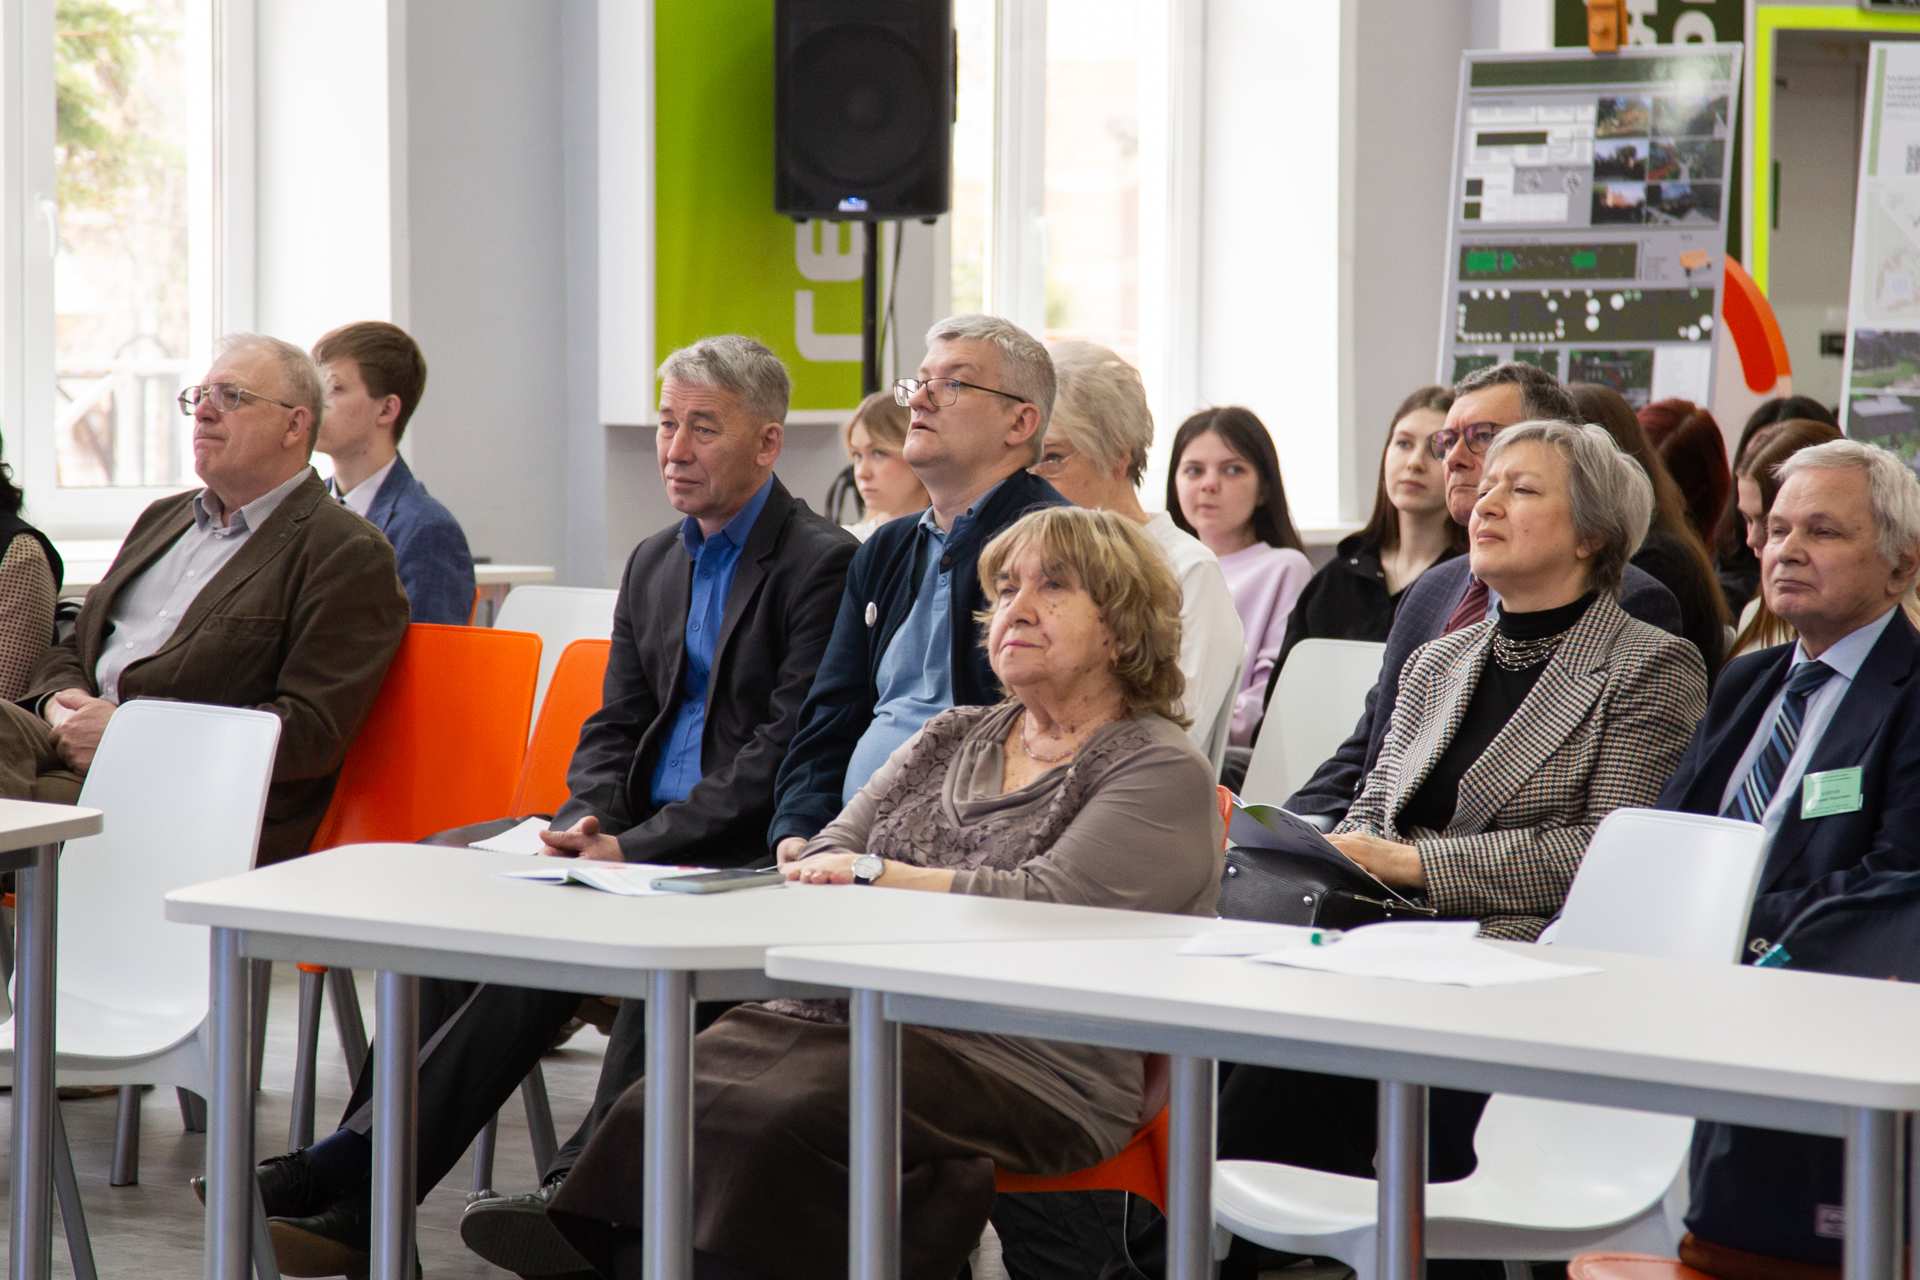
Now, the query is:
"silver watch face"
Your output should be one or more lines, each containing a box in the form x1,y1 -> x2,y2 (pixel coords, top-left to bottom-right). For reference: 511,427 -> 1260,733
853,854 -> 885,884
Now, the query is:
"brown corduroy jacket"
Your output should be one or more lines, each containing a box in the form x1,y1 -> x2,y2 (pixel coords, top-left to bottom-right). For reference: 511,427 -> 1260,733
25,470 -> 411,864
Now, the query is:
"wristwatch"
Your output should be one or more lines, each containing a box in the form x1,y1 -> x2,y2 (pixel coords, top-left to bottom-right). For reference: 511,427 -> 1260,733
851,854 -> 885,886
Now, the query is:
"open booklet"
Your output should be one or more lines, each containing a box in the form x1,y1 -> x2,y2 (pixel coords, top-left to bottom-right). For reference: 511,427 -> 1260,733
1229,801 -> 1419,906
496,864 -> 718,897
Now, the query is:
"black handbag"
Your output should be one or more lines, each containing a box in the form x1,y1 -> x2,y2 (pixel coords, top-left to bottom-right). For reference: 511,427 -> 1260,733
1218,843 -> 1440,928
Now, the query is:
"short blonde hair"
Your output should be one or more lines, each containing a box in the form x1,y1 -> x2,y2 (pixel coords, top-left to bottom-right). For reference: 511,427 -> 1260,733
842,389 -> 911,454
976,507 -> 1189,726
1047,341 -> 1153,485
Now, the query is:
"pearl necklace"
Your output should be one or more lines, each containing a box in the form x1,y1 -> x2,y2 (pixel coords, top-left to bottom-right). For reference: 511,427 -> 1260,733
1489,630 -> 1566,672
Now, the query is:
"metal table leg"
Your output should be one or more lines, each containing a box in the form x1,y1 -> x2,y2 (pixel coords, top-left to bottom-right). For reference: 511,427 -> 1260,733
1377,1081 -> 1428,1280
848,989 -> 900,1280
206,927 -> 253,1280
10,844 -> 56,1280
370,972 -> 419,1280
1166,1056 -> 1216,1280
1845,1108 -> 1898,1280
644,969 -> 694,1280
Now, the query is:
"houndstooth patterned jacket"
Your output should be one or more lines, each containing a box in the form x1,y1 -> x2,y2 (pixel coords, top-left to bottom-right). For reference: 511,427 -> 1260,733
1336,591 -> 1707,940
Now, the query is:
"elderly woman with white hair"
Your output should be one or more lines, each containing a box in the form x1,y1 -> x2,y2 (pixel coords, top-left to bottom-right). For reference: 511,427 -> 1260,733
1033,340 -> 1246,769
1213,424 -> 1710,1251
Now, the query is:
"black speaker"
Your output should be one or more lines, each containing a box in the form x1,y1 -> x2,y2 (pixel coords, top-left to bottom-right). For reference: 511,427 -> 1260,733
775,0 -> 954,221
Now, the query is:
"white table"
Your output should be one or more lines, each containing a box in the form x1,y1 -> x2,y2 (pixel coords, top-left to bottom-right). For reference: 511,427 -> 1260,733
161,844 -> 1209,1280
0,800 -> 103,1280
766,933 -> 1920,1280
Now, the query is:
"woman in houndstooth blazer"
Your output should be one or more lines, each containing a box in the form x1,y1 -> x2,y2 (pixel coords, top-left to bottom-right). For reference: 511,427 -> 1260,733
1329,421 -> 1708,941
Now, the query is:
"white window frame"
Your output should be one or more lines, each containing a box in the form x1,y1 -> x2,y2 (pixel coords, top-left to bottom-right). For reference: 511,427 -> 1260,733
1,0 -> 254,539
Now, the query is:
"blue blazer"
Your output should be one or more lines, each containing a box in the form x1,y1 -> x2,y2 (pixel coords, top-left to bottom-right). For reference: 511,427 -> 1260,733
1284,552 -> 1684,822
1657,609 -> 1920,951
363,454 -> 476,626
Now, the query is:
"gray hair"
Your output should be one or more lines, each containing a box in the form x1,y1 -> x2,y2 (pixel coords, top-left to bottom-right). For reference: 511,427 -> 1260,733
1775,438 -> 1920,567
1455,360 -> 1577,423
218,333 -> 325,449
925,313 -> 1057,462
657,335 -> 791,425
1484,420 -> 1653,596
1046,341 -> 1152,485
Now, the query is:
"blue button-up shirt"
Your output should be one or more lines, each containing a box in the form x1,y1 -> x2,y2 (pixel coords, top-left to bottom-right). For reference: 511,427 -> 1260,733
840,481 -> 1004,801
649,478 -> 774,806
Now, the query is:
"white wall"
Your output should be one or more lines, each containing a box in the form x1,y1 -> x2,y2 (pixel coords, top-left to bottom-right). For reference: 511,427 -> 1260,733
255,0 -> 393,348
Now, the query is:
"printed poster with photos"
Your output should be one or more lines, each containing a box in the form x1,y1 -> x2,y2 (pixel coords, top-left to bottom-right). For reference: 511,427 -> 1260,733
1440,45 -> 1741,410
1842,43 -> 1920,469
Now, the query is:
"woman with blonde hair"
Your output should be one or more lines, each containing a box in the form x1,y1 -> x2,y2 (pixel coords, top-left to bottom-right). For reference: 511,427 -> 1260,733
548,506 -> 1223,1280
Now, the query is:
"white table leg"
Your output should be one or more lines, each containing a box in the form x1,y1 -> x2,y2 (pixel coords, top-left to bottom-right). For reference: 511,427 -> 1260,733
10,845 -> 56,1280
848,989 -> 899,1280
1167,1056 -> 1215,1280
205,927 -> 253,1280
1377,1081 -> 1427,1280
370,972 -> 418,1280
644,969 -> 694,1280
1845,1108 -> 1898,1280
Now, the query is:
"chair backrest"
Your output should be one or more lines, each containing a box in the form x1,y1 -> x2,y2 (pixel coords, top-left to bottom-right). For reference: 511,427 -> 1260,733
308,623 -> 542,849
60,701 -> 281,1026
1240,639 -> 1385,804
493,586 -> 619,723
510,638 -> 612,816
1553,807 -> 1766,964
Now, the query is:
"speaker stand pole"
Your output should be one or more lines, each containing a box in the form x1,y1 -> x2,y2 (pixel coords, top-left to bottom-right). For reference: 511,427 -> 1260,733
861,219 -> 881,396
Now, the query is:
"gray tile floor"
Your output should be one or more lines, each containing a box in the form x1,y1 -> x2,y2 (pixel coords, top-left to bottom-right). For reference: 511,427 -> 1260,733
0,965 -> 610,1279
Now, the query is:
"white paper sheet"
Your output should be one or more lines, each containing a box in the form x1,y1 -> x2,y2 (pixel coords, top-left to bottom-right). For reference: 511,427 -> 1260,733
469,817 -> 552,855
495,865 -> 715,896
1250,927 -> 1599,987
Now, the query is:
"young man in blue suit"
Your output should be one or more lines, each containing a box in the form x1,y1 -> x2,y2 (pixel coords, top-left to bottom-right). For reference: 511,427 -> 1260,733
313,322 -> 476,624
1659,439 -> 1920,955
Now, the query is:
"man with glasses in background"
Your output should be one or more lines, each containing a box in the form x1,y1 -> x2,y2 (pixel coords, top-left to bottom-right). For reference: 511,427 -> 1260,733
769,313 -> 1070,864
1279,360 -> 1684,827
0,334 -> 408,864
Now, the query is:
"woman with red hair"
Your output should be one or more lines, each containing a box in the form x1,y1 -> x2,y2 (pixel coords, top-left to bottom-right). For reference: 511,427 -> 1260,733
1638,398 -> 1731,550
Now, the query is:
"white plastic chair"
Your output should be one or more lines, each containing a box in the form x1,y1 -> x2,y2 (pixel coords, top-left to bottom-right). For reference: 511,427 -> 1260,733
0,701 -> 281,1185
1241,639 -> 1386,805
493,585 -> 619,726
1214,807 -> 1767,1280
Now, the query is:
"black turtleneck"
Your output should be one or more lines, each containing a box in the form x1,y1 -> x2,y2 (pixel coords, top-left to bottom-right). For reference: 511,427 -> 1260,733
1395,592 -> 1596,834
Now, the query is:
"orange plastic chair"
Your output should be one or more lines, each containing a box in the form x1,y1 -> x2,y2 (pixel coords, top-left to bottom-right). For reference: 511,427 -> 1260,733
509,639 -> 612,817
993,787 -> 1235,1209
307,622 -> 543,849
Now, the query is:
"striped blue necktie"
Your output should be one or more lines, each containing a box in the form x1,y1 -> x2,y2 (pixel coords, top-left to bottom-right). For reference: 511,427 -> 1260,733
1722,660 -> 1838,823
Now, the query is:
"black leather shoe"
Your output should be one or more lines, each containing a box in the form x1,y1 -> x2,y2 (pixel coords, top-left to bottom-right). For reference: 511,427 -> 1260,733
190,1150 -> 335,1219
268,1185 -> 372,1279
459,1182 -> 593,1278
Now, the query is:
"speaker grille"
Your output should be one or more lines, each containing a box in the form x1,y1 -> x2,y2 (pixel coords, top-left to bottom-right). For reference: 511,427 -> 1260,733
790,27 -> 935,189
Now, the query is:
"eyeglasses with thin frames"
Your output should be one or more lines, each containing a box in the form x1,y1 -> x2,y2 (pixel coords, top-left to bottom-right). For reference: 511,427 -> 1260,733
177,383 -> 299,417
893,378 -> 1031,409
1425,422 -> 1502,460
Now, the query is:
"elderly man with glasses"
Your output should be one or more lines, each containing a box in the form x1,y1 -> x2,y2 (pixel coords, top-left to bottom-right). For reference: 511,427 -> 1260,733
1279,360 -> 1685,828
0,333 -> 409,864
769,313 -> 1071,865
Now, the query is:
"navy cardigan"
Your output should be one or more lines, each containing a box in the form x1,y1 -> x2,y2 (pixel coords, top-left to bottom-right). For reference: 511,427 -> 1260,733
768,469 -> 1069,847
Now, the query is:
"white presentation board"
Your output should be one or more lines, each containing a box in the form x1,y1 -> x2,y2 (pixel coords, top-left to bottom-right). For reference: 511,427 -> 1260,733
1440,45 -> 1742,408
1841,43 -> 1920,465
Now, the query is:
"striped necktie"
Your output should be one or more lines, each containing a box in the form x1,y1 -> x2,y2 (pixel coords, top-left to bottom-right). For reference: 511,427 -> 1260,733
1722,660 -> 1838,823
1443,576 -> 1491,635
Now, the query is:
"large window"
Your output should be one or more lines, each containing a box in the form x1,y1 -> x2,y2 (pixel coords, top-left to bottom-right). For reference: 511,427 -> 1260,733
53,0 -> 195,489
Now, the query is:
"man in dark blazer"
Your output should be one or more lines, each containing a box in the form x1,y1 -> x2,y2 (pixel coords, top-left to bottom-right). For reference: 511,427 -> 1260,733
1284,361 -> 1682,825
769,314 -> 1070,862
256,336 -> 859,1279
314,322 -> 477,625
1658,439 -> 1920,954
0,335 -> 409,864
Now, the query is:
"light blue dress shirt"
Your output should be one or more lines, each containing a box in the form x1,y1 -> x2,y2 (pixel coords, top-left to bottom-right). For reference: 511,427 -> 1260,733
649,478 -> 774,806
1716,605 -> 1897,844
840,483 -> 1005,802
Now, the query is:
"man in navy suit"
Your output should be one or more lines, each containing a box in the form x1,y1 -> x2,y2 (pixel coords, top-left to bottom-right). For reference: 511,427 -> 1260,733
312,322 -> 476,624
1658,439 -> 1920,954
1283,360 -> 1682,825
